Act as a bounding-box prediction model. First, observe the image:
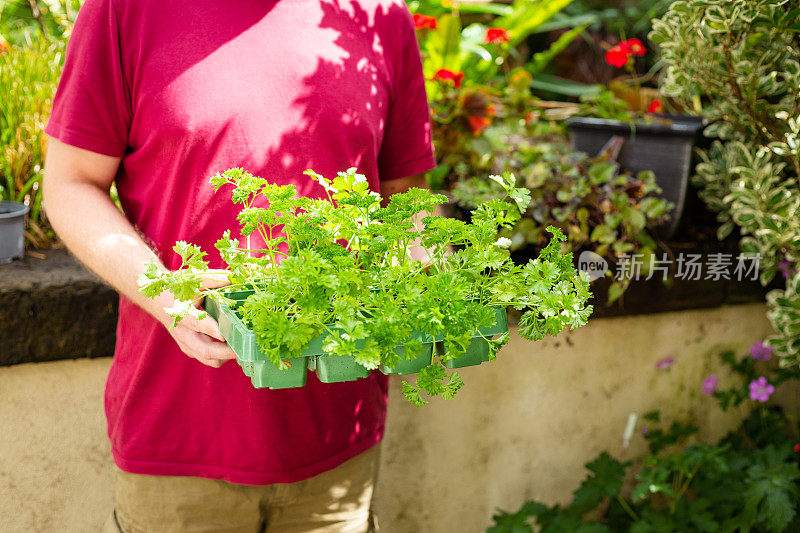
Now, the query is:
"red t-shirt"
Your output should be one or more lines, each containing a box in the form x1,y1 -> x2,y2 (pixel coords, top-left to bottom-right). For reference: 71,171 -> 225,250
46,0 -> 435,484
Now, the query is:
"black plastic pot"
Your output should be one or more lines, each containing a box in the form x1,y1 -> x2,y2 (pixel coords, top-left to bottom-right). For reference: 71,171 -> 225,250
565,114 -> 704,239
0,201 -> 28,264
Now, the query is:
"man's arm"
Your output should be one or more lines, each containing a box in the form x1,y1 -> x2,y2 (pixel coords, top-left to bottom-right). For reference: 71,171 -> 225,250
43,138 -> 235,367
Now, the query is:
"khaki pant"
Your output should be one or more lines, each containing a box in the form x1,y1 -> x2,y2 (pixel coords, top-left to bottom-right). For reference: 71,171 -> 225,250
102,446 -> 380,533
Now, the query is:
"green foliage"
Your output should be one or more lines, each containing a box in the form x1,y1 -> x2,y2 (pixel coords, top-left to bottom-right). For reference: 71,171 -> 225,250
0,0 -> 80,44
411,0 -> 586,87
487,348 -> 800,532
563,0 -> 675,37
452,139 -> 670,301
415,0 -> 593,192
650,0 -> 800,364
0,36 -> 64,247
139,167 -> 593,405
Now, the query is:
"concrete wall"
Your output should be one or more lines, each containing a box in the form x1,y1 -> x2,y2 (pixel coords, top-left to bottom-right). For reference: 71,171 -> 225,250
0,303 -> 778,533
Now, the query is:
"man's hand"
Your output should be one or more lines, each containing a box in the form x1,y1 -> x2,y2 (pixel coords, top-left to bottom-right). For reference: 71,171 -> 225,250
162,303 -> 236,368
151,275 -> 237,368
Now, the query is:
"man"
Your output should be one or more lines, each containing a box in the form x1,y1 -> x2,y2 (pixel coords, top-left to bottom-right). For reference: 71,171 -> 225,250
42,0 -> 435,531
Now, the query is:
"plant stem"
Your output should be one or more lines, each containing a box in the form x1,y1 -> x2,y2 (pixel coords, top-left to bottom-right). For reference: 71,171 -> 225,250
616,495 -> 639,521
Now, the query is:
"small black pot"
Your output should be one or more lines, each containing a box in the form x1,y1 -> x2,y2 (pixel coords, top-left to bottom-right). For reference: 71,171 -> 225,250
566,114 -> 704,239
0,200 -> 28,264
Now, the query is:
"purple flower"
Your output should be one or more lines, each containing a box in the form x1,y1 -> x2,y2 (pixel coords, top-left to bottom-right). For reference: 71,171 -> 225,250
750,341 -> 773,361
701,374 -> 718,396
778,260 -> 797,279
655,357 -> 675,370
641,426 -> 648,436
749,376 -> 775,402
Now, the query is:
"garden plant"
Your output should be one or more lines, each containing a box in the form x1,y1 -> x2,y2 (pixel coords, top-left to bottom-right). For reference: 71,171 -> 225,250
138,168 -> 593,405
411,3 -> 674,302
650,0 -> 800,364
450,138 -> 671,302
488,343 -> 800,532
0,35 -> 64,248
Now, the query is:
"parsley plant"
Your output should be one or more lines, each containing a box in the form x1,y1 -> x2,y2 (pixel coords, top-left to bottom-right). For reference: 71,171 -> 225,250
139,168 -> 593,404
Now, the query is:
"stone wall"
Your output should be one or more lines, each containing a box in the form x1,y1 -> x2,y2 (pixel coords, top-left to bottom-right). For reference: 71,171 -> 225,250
0,303 -> 777,533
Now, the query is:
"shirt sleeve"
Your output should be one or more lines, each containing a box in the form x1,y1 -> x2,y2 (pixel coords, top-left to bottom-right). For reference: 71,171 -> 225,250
45,0 -> 131,157
377,7 -> 436,182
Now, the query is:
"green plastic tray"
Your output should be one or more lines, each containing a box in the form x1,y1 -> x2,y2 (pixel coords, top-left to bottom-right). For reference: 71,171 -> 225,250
315,355 -> 370,383
207,296 -> 371,385
205,292 -> 509,386
251,358 -> 308,388
379,341 -> 434,375
436,306 -> 509,368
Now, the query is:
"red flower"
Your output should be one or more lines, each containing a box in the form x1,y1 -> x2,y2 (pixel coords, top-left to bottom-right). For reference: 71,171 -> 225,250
647,100 -> 663,114
623,38 -> 647,57
484,27 -> 511,44
794,443 -> 800,453
605,45 -> 630,68
434,68 -> 465,88
466,115 -> 491,134
413,14 -> 437,30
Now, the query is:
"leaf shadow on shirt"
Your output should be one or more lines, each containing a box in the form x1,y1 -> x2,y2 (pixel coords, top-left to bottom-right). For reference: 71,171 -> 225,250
190,0 -> 412,274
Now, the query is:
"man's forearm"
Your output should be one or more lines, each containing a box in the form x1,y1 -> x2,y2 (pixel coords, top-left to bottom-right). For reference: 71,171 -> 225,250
46,180 -> 173,323
43,163 -> 172,325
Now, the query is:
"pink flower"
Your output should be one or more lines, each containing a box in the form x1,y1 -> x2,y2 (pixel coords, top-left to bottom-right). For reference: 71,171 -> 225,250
484,27 -> 511,44
655,357 -> 675,370
749,376 -> 775,402
750,341 -> 773,361
701,374 -> 718,396
605,45 -> 630,68
433,68 -> 465,88
413,14 -> 437,30
779,260 -> 797,279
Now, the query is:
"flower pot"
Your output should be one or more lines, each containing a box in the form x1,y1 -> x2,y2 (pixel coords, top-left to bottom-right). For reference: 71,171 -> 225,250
0,200 -> 28,264
439,337 -> 492,368
436,306 -> 509,368
565,114 -> 704,239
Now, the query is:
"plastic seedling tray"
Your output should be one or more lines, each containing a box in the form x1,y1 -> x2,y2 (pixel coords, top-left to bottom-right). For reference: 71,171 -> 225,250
205,290 -> 509,386
250,358 -> 308,388
206,296 -> 309,389
436,306 -> 509,368
205,291 -> 375,385
315,355 -> 370,383
379,333 -> 435,375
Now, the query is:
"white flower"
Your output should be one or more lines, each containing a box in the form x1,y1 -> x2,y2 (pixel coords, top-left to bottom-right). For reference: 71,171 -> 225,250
493,237 -> 512,249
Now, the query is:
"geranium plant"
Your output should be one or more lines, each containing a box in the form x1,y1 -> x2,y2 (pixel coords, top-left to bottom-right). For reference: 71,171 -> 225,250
450,138 -> 672,302
489,344 -> 800,532
139,168 -> 593,405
